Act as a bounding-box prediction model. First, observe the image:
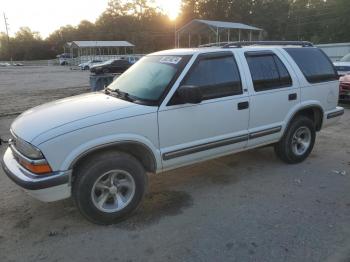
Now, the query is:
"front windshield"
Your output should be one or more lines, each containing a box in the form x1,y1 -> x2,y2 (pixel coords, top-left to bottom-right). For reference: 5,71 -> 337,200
340,54 -> 350,62
108,55 -> 188,102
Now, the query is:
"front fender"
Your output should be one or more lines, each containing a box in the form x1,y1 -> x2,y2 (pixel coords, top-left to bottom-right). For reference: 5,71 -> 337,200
37,111 -> 160,172
62,134 -> 161,172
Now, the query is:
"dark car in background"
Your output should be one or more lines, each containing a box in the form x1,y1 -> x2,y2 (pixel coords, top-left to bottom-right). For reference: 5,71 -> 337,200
90,59 -> 131,74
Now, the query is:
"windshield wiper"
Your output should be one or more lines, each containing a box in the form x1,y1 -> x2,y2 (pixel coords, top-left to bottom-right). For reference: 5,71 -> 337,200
104,87 -> 135,102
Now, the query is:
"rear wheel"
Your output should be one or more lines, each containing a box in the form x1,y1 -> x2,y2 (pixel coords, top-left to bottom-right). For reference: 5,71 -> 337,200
274,116 -> 316,164
73,151 -> 147,225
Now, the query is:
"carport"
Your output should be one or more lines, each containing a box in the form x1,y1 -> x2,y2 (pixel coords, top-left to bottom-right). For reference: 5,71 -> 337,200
176,19 -> 263,47
64,41 -> 135,64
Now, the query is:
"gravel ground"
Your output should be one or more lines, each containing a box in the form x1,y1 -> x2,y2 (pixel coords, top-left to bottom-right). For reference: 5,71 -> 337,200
0,66 -> 350,262
0,66 -> 90,116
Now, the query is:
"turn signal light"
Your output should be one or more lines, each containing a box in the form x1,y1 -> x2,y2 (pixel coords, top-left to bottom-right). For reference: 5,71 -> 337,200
19,159 -> 52,174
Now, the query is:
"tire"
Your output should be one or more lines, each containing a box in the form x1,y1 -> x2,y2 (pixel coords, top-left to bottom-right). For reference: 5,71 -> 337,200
73,151 -> 147,225
274,116 -> 316,164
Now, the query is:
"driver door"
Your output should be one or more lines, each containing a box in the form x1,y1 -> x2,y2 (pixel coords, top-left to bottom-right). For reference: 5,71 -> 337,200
158,52 -> 250,170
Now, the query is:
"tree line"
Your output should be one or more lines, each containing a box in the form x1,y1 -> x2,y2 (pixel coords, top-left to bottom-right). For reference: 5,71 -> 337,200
0,0 -> 349,61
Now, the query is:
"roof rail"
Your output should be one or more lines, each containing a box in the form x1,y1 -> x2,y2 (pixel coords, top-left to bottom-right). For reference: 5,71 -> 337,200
199,42 -> 231,48
222,41 -> 314,48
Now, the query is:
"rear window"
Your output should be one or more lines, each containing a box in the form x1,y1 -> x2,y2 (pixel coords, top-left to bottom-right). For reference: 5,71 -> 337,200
285,48 -> 337,83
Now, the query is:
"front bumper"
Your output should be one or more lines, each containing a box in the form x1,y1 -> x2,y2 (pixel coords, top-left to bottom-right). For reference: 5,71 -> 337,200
1,147 -> 72,202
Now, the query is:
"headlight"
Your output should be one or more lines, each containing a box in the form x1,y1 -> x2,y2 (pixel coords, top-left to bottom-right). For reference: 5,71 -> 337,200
13,137 -> 44,159
9,133 -> 52,174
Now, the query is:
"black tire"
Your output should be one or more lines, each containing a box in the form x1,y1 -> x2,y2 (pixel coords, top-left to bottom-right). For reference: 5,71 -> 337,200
274,116 -> 316,164
73,151 -> 147,225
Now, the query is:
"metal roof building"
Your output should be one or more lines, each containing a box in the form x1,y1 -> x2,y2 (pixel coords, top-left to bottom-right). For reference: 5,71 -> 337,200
68,41 -> 134,48
176,19 -> 264,48
63,41 -> 135,64
316,42 -> 350,61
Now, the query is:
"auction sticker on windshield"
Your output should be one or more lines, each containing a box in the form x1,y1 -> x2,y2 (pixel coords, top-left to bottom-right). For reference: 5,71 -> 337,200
160,56 -> 182,64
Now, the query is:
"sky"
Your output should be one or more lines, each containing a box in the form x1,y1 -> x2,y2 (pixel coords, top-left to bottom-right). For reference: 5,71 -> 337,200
0,0 -> 182,38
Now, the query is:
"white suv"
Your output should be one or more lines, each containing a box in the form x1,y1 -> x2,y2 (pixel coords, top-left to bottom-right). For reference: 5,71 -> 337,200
1,42 -> 344,224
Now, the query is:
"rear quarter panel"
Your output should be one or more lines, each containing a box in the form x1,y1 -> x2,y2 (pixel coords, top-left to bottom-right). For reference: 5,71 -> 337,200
279,49 -> 339,112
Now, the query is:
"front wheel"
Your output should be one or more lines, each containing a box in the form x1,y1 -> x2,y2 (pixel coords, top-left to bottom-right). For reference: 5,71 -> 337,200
73,151 -> 147,225
274,116 -> 316,164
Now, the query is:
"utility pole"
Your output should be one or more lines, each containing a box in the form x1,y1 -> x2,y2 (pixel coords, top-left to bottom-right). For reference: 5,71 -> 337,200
174,19 -> 177,48
3,12 -> 12,63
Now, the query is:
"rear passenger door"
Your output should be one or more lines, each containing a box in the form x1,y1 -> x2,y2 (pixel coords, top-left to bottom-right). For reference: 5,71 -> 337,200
158,52 -> 250,170
242,50 -> 301,147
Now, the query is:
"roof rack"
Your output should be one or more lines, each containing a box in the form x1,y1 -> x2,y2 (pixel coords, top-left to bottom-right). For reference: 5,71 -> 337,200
199,42 -> 231,48
222,41 -> 314,48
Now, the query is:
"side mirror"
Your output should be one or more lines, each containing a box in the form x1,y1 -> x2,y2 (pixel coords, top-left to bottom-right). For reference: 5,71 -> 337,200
177,85 -> 203,104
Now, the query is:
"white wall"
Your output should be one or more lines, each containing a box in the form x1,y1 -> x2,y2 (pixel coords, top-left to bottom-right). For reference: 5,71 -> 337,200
316,43 -> 350,61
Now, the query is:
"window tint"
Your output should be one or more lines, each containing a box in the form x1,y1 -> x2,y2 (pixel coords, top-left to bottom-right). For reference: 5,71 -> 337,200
246,53 -> 292,92
274,56 -> 292,87
183,55 -> 242,100
285,48 -> 337,83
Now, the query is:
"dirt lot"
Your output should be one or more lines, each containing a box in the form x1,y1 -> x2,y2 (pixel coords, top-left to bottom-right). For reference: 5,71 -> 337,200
0,66 -> 350,262
0,66 -> 90,117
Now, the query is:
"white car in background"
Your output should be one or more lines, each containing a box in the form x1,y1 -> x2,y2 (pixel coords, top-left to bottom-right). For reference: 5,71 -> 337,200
0,62 -> 11,67
334,53 -> 350,76
79,60 -> 103,70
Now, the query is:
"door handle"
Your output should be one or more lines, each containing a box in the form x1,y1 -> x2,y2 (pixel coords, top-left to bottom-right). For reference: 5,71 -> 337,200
238,101 -> 249,110
289,93 -> 297,101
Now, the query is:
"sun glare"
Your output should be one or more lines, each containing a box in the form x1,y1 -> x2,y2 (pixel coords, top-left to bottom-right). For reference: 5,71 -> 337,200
156,0 -> 182,20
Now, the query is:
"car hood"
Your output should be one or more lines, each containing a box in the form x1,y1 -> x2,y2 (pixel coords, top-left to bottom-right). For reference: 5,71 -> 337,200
90,64 -> 103,69
11,92 -> 140,144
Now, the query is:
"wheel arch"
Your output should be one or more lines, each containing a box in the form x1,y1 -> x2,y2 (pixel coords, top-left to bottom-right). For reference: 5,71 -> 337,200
69,141 -> 158,175
284,104 -> 324,136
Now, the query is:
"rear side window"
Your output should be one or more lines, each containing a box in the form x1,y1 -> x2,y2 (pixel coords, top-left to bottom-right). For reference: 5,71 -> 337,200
183,54 -> 242,100
245,52 -> 292,92
285,48 -> 337,83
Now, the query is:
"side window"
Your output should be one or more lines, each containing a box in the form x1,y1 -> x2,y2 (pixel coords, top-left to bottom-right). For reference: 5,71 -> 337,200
113,60 -> 125,66
285,48 -> 337,83
182,55 -> 243,100
246,52 -> 293,92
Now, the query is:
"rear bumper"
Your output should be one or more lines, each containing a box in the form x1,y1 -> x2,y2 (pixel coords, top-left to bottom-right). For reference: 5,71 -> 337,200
1,147 -> 71,202
323,106 -> 345,128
